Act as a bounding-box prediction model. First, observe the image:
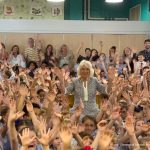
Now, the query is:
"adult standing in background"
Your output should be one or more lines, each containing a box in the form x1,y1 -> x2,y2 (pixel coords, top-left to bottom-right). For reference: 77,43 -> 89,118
122,47 -> 136,73
8,45 -> 26,68
24,38 -> 44,65
138,39 -> 150,63
57,44 -> 74,69
44,44 -> 56,66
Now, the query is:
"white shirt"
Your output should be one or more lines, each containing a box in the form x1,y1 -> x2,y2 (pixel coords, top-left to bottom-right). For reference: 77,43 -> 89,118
135,61 -> 147,75
9,54 -> 26,68
83,81 -> 88,101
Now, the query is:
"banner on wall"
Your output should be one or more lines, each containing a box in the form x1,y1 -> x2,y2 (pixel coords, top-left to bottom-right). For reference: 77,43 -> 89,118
4,5 -> 14,16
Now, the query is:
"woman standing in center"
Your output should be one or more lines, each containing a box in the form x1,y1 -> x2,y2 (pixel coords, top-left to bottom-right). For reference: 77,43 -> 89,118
66,60 -> 107,118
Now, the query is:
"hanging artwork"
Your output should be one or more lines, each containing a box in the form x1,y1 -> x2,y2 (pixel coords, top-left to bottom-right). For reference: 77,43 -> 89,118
30,6 -> 42,16
51,6 -> 62,16
0,0 -> 64,19
4,5 -> 14,16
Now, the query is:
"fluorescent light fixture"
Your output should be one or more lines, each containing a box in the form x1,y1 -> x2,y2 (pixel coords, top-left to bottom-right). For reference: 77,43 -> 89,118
105,0 -> 123,3
47,0 -> 65,2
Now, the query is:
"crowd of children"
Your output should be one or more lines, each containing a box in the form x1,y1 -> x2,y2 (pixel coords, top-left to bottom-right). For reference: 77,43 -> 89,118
0,38 -> 150,150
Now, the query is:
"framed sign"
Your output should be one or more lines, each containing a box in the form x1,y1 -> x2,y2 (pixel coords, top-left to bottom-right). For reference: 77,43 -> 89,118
51,6 -> 62,16
30,6 -> 42,16
4,5 -> 14,16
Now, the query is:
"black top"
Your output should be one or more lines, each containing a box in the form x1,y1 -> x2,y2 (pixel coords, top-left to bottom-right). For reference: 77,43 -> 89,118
138,49 -> 150,62
76,55 -> 91,64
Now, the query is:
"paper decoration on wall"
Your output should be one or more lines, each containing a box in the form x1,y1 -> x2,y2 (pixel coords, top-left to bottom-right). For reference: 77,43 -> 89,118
4,5 -> 14,16
0,0 -> 64,19
30,6 -> 42,16
51,6 -> 62,16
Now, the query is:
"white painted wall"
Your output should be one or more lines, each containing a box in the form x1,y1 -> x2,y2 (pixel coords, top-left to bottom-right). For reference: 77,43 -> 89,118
0,20 -> 150,34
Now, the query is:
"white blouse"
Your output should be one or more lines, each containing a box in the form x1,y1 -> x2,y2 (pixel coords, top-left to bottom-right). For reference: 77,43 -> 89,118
9,54 -> 26,68
83,81 -> 88,101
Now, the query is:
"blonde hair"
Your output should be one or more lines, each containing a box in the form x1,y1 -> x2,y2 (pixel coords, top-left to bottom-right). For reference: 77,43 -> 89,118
60,44 -> 68,53
77,60 -> 94,78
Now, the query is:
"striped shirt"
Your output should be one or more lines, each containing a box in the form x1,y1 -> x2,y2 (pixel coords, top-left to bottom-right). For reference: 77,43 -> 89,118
24,47 -> 44,62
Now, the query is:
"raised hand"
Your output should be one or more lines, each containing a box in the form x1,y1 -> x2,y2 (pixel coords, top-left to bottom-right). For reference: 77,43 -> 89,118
8,100 -> 24,122
61,95 -> 69,111
122,91 -> 131,102
19,128 -> 36,148
53,67 -> 62,79
71,122 -> 79,135
132,94 -> 139,105
37,128 -> 52,147
110,106 -> 120,120
46,91 -> 56,102
131,47 -> 138,53
26,101 -> 34,113
59,125 -> 72,146
99,130 -> 114,150
19,84 -> 29,97
141,88 -> 149,99
9,111 -> 24,122
64,71 -> 70,81
74,99 -> 84,118
38,117 -> 47,132
125,113 -> 135,136
51,112 -> 62,127
80,42 -> 84,49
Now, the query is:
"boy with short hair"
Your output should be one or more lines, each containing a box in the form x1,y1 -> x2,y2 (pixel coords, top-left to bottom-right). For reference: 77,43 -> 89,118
135,54 -> 147,76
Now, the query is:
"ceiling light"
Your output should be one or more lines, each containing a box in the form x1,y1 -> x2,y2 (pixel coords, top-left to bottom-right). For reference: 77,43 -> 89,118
105,0 -> 123,3
47,0 -> 65,2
